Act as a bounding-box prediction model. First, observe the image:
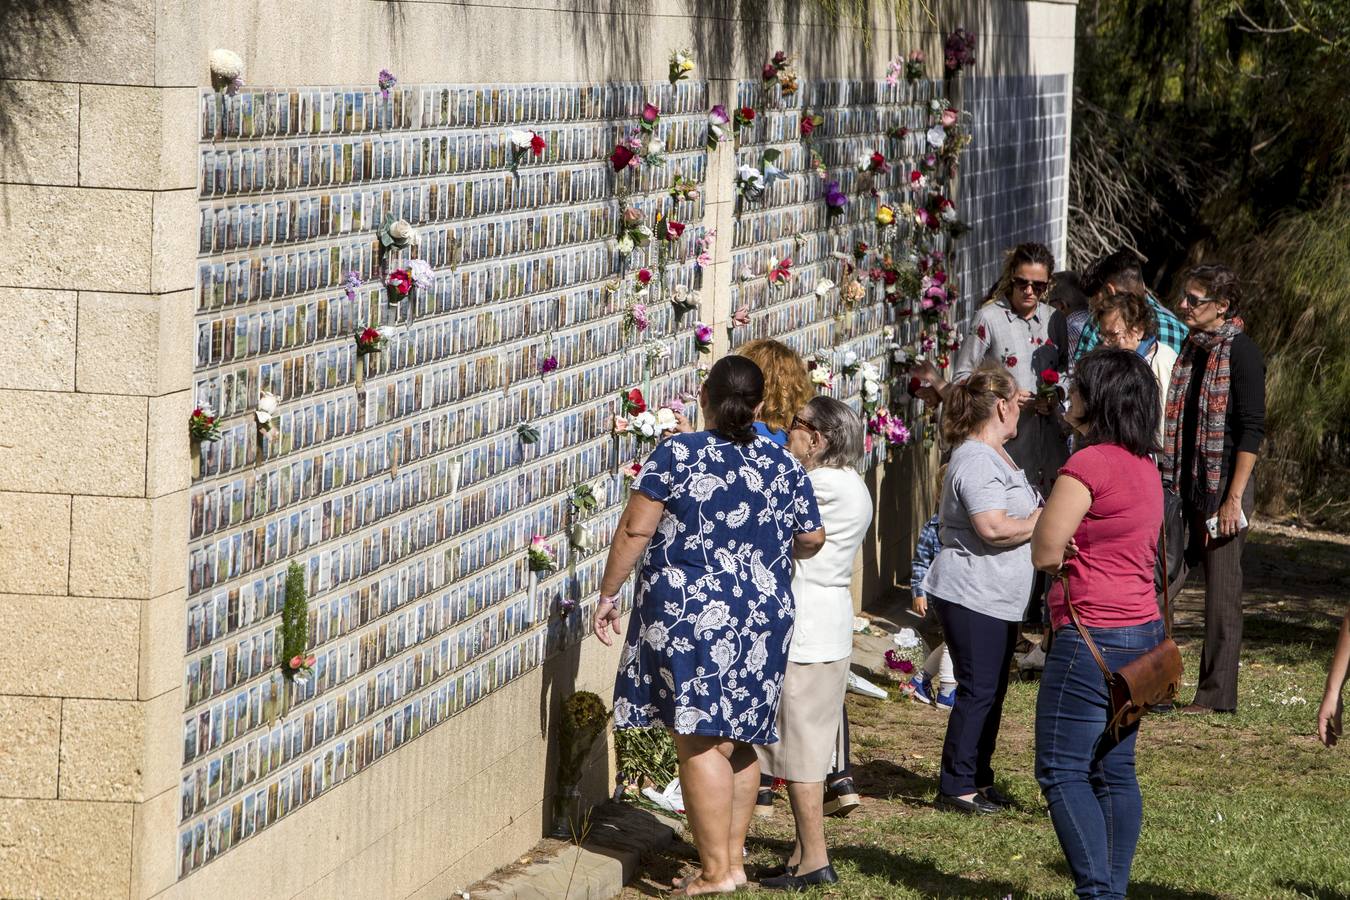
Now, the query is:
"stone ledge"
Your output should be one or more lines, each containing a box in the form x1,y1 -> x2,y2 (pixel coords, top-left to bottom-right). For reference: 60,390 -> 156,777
468,802 -> 680,900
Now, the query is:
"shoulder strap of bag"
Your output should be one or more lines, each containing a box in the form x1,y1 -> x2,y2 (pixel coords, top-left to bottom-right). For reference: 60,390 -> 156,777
1061,506 -> 1173,678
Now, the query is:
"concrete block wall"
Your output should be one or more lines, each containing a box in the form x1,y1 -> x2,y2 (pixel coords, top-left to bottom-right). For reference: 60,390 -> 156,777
0,1 -> 1075,897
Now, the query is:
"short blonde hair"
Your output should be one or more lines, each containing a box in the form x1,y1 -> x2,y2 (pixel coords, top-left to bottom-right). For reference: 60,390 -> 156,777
737,339 -> 814,433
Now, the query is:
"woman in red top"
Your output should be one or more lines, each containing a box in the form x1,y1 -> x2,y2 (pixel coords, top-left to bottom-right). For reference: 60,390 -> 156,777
1031,348 -> 1164,900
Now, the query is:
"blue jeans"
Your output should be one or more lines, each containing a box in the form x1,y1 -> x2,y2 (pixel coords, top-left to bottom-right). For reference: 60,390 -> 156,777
1035,619 -> 1164,900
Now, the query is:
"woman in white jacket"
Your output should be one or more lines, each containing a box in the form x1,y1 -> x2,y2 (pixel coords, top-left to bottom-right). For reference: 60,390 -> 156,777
755,396 -> 873,892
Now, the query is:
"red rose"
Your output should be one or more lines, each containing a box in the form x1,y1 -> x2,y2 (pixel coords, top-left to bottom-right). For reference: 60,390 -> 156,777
360,327 -> 380,343
665,221 -> 686,240
530,133 -> 546,156
192,407 -> 203,417
610,144 -> 635,171
871,151 -> 885,167
1041,368 -> 1060,385
800,118 -> 815,137
1006,355 -> 1018,367
626,388 -> 646,414
882,269 -> 899,286
773,50 -> 788,66
637,268 -> 652,284
740,106 -> 755,122
387,270 -> 412,295
762,63 -> 777,81
908,377 -> 923,396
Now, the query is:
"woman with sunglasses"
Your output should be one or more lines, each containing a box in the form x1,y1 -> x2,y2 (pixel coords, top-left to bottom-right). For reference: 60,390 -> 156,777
1160,264 -> 1265,715
915,242 -> 1070,495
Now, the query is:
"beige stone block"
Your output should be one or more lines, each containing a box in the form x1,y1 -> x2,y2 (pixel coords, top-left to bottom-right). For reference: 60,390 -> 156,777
0,185 -> 153,293
76,289 -> 193,396
68,492 -> 186,599
130,785 -> 181,899
140,588 -> 186,699
152,189 -> 198,294
0,80 -> 79,186
153,0 -> 201,87
0,798 -> 133,899
60,699 -> 142,801
146,391 -> 191,499
0,594 -> 139,699
80,85 -> 198,190
0,697 -> 61,799
14,0 -> 153,83
0,288 -> 77,392
0,492 -> 70,595
0,390 -> 146,496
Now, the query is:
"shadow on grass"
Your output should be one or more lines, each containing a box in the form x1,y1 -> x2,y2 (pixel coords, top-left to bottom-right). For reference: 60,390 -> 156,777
852,757 -> 939,804
831,843 -> 1022,898
1273,882 -> 1350,900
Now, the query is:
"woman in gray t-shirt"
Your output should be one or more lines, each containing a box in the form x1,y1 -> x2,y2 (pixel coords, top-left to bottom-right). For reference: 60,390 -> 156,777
922,366 -> 1043,815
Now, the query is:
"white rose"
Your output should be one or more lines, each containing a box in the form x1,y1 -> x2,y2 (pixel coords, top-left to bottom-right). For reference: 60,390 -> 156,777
736,165 -> 764,189
646,137 -> 665,156
655,408 -> 678,432
814,279 -> 835,297
842,350 -> 858,367
210,48 -> 244,80
631,411 -> 658,438
941,203 -> 958,222
634,224 -> 653,245
616,235 -> 634,255
810,367 -> 832,385
255,390 -> 281,425
857,149 -> 875,171
926,125 -> 947,149
388,219 -> 415,245
509,129 -> 534,150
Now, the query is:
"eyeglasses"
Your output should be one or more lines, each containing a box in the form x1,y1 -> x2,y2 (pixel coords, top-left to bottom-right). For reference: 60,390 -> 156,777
1178,292 -> 1217,308
1012,276 -> 1050,296
790,416 -> 818,434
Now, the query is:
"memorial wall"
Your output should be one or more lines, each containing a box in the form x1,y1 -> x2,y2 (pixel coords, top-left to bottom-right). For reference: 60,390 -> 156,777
0,2 -> 1075,897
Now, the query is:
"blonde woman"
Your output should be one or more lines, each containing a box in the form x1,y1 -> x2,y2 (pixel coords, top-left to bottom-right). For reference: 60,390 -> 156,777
738,338 -> 815,447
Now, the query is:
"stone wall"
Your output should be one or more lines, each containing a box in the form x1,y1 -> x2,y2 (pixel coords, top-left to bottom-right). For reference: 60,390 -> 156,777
0,1 -> 1076,897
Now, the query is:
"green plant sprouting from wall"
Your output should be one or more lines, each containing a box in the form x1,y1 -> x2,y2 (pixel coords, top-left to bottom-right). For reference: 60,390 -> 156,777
281,561 -> 310,677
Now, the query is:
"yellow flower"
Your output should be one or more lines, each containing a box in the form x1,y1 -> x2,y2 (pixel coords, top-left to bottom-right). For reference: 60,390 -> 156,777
876,204 -> 896,226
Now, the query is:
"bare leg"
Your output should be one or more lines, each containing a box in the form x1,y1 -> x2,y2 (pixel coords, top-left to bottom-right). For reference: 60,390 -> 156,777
784,781 -> 829,873
672,734 -> 739,896
726,741 -> 759,886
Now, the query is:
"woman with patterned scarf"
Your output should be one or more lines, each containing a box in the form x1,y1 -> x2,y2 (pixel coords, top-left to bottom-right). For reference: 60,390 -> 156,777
1160,264 -> 1266,715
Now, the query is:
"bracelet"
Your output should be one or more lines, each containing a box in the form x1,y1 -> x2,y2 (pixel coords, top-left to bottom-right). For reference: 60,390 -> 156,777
598,595 -> 618,608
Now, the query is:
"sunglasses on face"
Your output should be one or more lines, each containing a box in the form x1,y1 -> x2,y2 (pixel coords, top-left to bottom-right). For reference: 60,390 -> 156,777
1012,276 -> 1050,296
790,416 -> 818,434
1178,292 -> 1217,308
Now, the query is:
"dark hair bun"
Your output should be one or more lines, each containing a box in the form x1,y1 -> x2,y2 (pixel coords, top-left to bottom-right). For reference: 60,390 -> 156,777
704,356 -> 764,443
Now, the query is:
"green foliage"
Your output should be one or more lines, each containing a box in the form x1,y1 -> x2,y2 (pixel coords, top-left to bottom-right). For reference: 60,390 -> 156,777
281,561 -> 308,674
1073,0 -> 1350,525
557,691 -> 610,792
614,725 -> 679,790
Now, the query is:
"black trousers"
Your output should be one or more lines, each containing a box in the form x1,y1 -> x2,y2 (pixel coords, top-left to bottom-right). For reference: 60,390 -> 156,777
1183,479 -> 1255,712
933,596 -> 1020,796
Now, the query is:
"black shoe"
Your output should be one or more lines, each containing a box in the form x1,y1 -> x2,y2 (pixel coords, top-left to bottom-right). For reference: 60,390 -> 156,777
760,864 -> 839,891
978,785 -> 1015,808
754,787 -> 776,818
757,861 -> 796,880
935,792 -> 1000,815
823,777 -> 860,818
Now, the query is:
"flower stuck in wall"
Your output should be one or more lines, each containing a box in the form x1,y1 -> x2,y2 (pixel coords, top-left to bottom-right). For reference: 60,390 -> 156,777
385,268 -> 414,301
668,48 -> 695,84
694,322 -> 714,355
568,483 -> 599,515
669,176 -> 699,202
378,215 -> 417,251
540,355 -> 559,375
254,390 -> 281,431
734,164 -> 765,201
944,28 -> 977,75
508,129 -> 546,174
762,50 -> 798,97
342,270 -> 362,302
620,388 -> 647,416
189,406 -> 221,443
868,408 -> 912,448
706,105 -> 730,150
824,181 -> 848,217
768,257 -> 793,285
517,422 -> 542,445
671,283 -> 701,313
377,68 -> 398,98
527,535 -> 558,573
209,48 -> 244,95
808,355 -> 834,392
355,326 -> 389,355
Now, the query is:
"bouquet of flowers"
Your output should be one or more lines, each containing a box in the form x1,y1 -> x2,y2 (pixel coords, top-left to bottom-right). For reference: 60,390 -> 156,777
808,353 -> 834,391
734,164 -> 765,200
768,257 -> 793,285
377,68 -> 397,98
527,535 -> 559,573
355,326 -> 388,355
905,50 -> 926,81
189,406 -> 221,443
668,48 -> 694,84
670,284 -> 700,313
860,150 -> 890,176
616,205 -> 654,255
508,129 -> 546,174
799,112 -> 824,139
876,204 -> 896,227
762,50 -> 798,96
628,407 -> 679,442
944,28 -> 977,75
840,349 -> 862,377
867,408 -> 912,449
669,176 -> 700,202
859,362 -> 882,415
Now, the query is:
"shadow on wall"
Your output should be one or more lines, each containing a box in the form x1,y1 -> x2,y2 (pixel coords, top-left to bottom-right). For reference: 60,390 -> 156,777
0,0 -> 82,219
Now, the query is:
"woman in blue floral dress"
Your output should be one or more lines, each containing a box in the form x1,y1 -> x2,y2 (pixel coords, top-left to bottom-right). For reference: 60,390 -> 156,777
595,356 -> 824,896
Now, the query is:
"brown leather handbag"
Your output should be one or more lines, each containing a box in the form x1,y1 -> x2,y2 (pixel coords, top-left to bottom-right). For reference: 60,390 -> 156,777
1060,516 -> 1183,743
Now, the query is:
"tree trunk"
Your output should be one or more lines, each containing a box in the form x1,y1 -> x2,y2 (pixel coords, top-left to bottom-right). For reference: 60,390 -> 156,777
1183,0 -> 1202,110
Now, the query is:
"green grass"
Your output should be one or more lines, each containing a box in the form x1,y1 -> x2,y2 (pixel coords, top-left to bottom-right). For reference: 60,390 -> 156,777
622,528 -> 1350,898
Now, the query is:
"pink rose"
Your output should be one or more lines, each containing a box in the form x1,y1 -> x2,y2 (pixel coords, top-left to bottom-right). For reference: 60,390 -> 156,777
613,416 -> 629,433
941,107 -> 959,127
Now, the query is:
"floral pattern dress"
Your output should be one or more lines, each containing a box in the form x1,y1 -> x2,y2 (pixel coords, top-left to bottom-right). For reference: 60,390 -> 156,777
612,431 -> 821,744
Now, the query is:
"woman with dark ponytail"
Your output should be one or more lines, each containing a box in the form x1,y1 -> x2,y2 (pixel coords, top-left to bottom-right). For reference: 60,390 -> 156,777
596,355 -> 825,896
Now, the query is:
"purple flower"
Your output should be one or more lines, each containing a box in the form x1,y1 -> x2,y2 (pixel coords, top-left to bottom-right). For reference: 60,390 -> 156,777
378,68 -> 397,98
694,323 -> 714,343
825,181 -> 848,214
540,355 -> 558,375
708,104 -> 729,125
